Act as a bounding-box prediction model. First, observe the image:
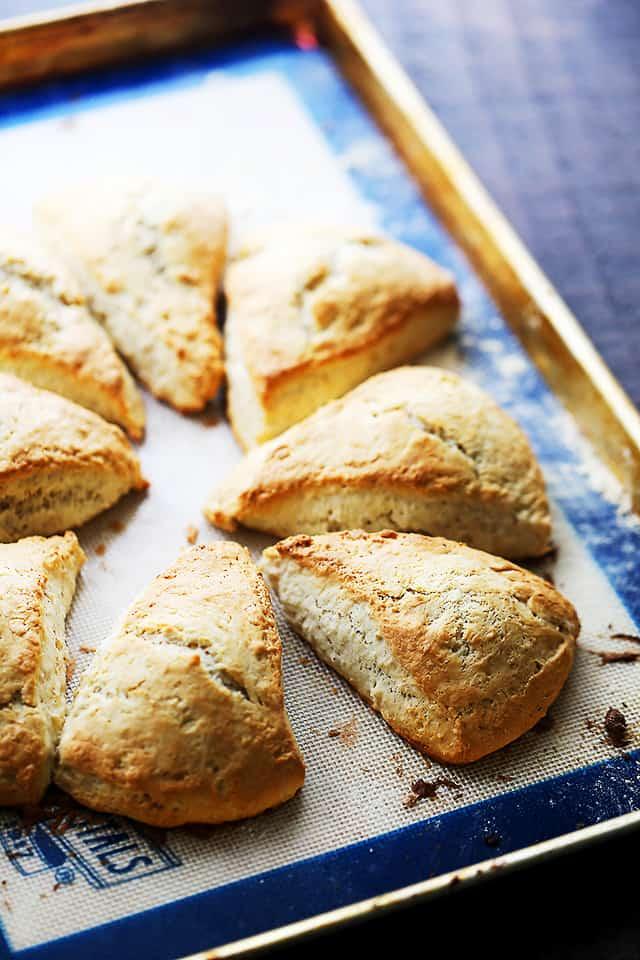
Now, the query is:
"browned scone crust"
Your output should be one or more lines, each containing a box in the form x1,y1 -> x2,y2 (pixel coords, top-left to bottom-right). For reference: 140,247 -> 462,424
261,531 -> 579,764
0,230 -> 145,440
0,373 -> 147,542
0,532 -> 85,805
36,179 -> 227,412
55,543 -> 305,827
226,225 -> 459,448
206,366 -> 552,559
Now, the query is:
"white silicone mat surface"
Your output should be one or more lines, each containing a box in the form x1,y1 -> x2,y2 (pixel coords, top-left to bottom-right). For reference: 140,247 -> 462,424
0,45 -> 638,956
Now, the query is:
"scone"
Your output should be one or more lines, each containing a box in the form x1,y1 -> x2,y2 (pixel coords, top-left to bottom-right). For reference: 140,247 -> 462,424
206,366 -> 551,559
36,178 -> 227,412
0,532 -> 85,805
55,543 -> 305,827
226,225 -> 459,448
0,229 -> 145,440
0,374 -> 147,542
262,531 -> 579,764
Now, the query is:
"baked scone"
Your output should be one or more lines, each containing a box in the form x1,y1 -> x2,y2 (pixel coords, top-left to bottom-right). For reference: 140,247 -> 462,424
0,374 -> 147,542
262,531 -> 579,764
0,532 -> 85,805
55,543 -> 305,827
36,179 -> 227,412
226,225 -> 459,448
0,230 -> 145,440
206,366 -> 552,559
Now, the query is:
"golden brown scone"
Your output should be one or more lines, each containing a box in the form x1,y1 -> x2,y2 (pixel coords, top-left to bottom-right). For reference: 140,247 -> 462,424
0,374 -> 147,542
0,229 -> 145,440
206,366 -> 551,559
36,178 -> 227,412
55,543 -> 305,827
261,530 -> 579,764
226,225 -> 459,448
0,532 -> 85,805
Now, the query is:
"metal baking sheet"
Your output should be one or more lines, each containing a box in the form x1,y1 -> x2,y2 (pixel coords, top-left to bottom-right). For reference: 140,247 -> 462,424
0,20 -> 639,960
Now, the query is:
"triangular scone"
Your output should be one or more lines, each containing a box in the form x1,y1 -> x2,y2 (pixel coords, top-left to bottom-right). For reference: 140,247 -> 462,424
0,374 -> 147,542
55,543 -> 305,826
226,225 -> 459,448
206,366 -> 551,559
36,179 -> 227,412
0,230 -> 145,440
262,531 -> 579,764
0,532 -> 85,804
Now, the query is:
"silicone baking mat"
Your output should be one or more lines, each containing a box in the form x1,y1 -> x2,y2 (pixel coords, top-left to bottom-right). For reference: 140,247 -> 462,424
0,33 -> 638,960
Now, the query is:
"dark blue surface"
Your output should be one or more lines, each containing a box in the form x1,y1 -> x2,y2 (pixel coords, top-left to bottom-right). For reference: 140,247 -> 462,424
0,17 -> 639,960
362,0 -> 640,410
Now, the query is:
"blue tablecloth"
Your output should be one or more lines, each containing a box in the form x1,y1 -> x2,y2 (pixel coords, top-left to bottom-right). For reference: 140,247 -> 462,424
363,0 -> 640,409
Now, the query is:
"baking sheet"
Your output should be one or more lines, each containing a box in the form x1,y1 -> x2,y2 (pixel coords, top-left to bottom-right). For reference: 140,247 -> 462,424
0,34 -> 639,960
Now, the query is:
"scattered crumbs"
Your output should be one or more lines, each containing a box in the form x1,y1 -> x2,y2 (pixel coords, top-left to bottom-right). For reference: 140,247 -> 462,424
533,711 -> 554,733
390,751 -> 404,778
604,707 -> 629,747
185,525 -> 199,545
3,898 -> 11,912
298,656 -> 311,666
326,716 -> 358,747
39,893 -> 47,900
79,645 -> 96,654
0,880 -> 5,886
404,777 -> 459,808
585,718 -> 595,731
484,832 -> 502,848
599,651 -> 640,665
66,659 -> 76,683
52,883 -> 61,892
611,633 -> 640,645
329,685 -> 339,696
95,544 -> 106,557
110,520 -> 124,533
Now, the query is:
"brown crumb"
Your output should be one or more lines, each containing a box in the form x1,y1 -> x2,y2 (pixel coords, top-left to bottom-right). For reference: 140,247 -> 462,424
495,773 -> 514,784
185,525 -> 198,545
52,883 -> 61,892
95,543 -> 106,556
611,633 -> 640,645
390,752 -> 404,778
585,718 -> 595,731
484,832 -> 501,848
600,651 -> 640,665
79,645 -> 96,655
329,685 -> 339,696
298,656 -> 311,666
326,717 -> 358,747
404,777 -> 459,808
533,711 -> 554,733
110,520 -> 124,533
66,659 -> 76,683
604,707 -> 629,747
200,411 -> 220,428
